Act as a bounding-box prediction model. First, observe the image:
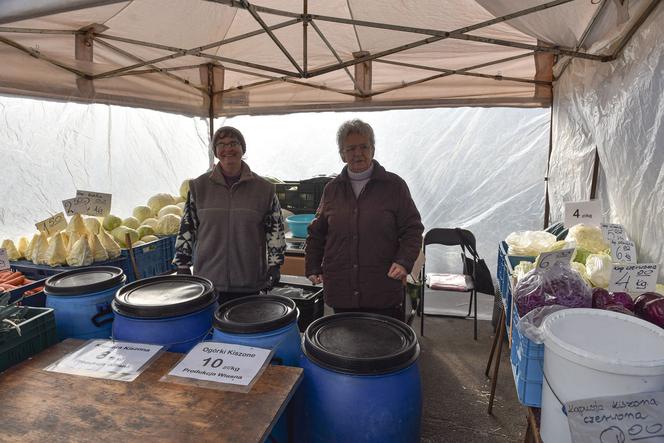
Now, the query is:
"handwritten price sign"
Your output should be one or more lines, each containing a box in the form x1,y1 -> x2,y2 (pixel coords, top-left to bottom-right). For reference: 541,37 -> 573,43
35,212 -> 67,236
609,264 -> 658,293
0,248 -> 9,271
537,248 -> 575,271
611,240 -> 637,264
62,190 -> 111,216
601,223 -> 628,242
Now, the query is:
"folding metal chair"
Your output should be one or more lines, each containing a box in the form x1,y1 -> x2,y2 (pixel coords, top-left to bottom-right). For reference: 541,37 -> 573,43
419,228 -> 479,340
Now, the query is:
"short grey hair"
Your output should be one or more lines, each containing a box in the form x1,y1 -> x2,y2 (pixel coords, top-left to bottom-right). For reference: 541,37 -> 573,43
336,119 -> 375,154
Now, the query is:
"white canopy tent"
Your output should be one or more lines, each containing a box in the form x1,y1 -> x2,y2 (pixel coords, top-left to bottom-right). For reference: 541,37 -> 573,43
0,0 -> 662,277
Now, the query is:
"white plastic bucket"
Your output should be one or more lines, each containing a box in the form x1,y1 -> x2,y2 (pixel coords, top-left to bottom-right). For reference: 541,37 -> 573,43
540,308 -> 664,443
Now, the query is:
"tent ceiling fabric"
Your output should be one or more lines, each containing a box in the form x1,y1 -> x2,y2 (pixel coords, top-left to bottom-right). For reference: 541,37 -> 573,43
0,0 -> 656,117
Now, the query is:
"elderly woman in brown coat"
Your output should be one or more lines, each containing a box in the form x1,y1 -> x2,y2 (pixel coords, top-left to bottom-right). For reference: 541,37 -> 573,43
305,119 -> 423,321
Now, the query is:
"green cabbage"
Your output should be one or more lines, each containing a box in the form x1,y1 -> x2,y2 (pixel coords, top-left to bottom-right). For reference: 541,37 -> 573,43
141,218 -> 159,229
111,226 -> 140,247
158,205 -> 183,219
140,235 -> 159,243
102,214 -> 122,231
566,224 -> 610,254
137,225 -> 155,238
586,253 -> 612,288
133,205 -> 154,222
122,217 -> 141,230
147,193 -> 176,215
156,214 -> 181,235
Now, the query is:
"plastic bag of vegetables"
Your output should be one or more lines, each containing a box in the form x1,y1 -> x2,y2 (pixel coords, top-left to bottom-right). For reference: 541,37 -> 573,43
514,261 -> 592,317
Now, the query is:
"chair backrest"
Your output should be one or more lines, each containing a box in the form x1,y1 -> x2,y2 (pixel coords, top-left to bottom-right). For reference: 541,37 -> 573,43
423,228 -> 476,254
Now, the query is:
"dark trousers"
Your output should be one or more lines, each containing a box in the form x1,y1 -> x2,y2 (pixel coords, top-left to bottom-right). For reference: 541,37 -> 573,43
333,304 -> 405,322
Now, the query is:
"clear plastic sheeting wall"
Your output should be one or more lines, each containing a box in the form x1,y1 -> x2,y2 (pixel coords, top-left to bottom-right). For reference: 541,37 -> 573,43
0,95 -> 210,240
550,5 -> 664,279
0,97 -> 549,279
225,107 -> 550,276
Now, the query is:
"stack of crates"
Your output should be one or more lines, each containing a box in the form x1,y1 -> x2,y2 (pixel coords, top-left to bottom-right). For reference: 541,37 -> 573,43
275,176 -> 333,214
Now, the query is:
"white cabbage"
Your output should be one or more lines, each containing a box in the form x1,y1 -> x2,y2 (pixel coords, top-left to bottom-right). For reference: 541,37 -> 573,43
122,216 -> 141,230
88,233 -> 109,263
158,205 -> 182,219
133,205 -> 153,222
1,239 -> 21,261
66,213 -> 87,237
31,233 -> 50,265
66,235 -> 94,267
84,217 -> 102,235
586,253 -> 612,288
156,214 -> 181,235
98,231 -> 121,259
147,193 -> 176,215
44,233 -> 68,266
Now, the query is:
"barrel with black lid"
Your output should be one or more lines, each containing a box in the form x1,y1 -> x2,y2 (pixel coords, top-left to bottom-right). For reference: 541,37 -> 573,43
298,313 -> 422,443
112,275 -> 216,353
45,266 -> 126,340
211,295 -> 301,366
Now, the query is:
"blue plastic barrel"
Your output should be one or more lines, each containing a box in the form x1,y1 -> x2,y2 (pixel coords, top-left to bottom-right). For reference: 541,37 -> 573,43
112,275 -> 216,353
298,313 -> 422,443
45,266 -> 126,340
212,295 -> 301,443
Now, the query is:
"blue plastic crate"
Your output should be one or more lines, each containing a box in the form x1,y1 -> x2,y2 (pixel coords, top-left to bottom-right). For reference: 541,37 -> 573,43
511,363 -> 543,408
7,278 -> 47,307
510,306 -> 544,407
124,235 -> 177,281
10,256 -> 130,281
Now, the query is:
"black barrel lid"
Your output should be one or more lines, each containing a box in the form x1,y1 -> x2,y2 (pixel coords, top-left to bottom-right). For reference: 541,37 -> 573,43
303,313 -> 420,375
45,266 -> 126,296
214,295 -> 298,334
112,275 -> 216,319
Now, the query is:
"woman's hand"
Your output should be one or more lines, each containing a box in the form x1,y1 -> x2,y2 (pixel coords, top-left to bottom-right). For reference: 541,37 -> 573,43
387,262 -> 407,280
308,274 -> 323,285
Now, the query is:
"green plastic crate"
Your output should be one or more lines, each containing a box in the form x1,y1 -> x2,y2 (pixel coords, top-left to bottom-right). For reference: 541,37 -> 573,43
0,307 -> 57,373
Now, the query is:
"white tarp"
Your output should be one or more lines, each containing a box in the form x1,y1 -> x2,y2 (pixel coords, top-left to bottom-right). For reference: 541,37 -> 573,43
0,98 -> 549,277
550,3 -> 664,277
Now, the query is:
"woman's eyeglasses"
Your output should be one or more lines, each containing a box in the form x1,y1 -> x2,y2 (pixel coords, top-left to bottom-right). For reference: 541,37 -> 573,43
343,144 -> 371,154
216,141 -> 240,149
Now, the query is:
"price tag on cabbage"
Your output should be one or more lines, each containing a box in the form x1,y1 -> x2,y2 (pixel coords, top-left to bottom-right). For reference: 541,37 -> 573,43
564,200 -> 602,227
0,248 -> 9,271
536,248 -> 575,270
69,190 -> 112,216
611,240 -> 636,264
35,212 -> 67,236
601,223 -> 628,242
609,264 -> 658,293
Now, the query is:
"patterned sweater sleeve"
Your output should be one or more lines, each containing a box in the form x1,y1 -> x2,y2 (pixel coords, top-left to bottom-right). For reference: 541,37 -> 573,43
265,194 -> 286,266
173,190 -> 198,267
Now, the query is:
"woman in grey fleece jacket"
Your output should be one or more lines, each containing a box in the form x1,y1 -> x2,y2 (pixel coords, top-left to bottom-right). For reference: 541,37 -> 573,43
173,126 -> 286,304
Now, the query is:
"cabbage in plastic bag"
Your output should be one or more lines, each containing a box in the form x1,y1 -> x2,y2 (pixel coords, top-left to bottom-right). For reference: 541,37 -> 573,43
505,231 -> 556,256
24,233 -> 40,261
67,235 -> 94,267
84,217 -> 101,235
66,213 -> 87,237
16,236 -> 29,259
1,239 -> 21,261
586,253 -> 612,288
88,233 -> 109,263
98,231 -> 121,259
514,262 -> 592,317
513,261 -> 536,282
44,233 -> 68,266
31,233 -> 50,265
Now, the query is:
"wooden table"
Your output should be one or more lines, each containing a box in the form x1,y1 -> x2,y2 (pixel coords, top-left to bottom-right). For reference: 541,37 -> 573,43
0,339 -> 303,443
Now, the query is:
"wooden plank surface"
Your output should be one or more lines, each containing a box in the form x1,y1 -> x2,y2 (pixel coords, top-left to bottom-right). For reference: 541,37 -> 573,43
0,339 -> 303,443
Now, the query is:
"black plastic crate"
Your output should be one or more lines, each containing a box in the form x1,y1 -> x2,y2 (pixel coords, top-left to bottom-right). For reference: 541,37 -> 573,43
276,176 -> 332,214
266,282 -> 324,332
7,278 -> 47,307
0,307 -> 57,373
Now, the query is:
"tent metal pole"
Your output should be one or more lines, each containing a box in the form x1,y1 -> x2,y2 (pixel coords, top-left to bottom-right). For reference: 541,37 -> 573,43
608,0 -> 661,61
0,35 -> 90,78
115,64 -> 210,76
0,0 -> 127,26
309,20 -> 364,94
192,53 -> 298,77
241,0 -> 303,75
208,64 -> 215,144
543,98 -> 554,229
91,18 -> 300,79
303,0 -> 308,76
0,27 -> 77,34
589,148 -> 601,200
94,38 -> 206,93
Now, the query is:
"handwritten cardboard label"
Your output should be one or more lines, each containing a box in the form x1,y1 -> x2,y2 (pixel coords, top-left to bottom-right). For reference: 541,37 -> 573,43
565,200 -> 602,227
611,240 -> 637,264
167,342 -> 272,387
609,264 -> 658,293
0,248 -> 9,270
537,248 -> 575,271
44,339 -> 163,382
35,212 -> 67,236
566,391 -> 664,443
602,223 -> 628,243
61,190 -> 112,216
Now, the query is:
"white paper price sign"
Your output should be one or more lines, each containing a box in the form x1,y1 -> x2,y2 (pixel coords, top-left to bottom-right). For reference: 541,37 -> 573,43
0,248 -> 9,271
61,190 -> 112,216
564,200 -> 602,227
566,391 -> 664,443
609,264 -> 658,293
44,339 -> 163,382
601,223 -> 628,242
167,342 -> 272,388
537,248 -> 575,270
611,240 -> 637,264
35,212 -> 67,236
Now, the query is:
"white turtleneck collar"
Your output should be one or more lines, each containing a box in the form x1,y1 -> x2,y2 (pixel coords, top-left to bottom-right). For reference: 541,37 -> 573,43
347,161 -> 374,198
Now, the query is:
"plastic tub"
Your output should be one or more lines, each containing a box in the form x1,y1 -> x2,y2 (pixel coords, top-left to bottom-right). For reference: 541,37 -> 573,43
45,266 -> 126,340
540,308 -> 664,443
286,214 -> 315,238
212,295 -> 301,443
298,313 -> 422,443
112,275 -> 216,353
